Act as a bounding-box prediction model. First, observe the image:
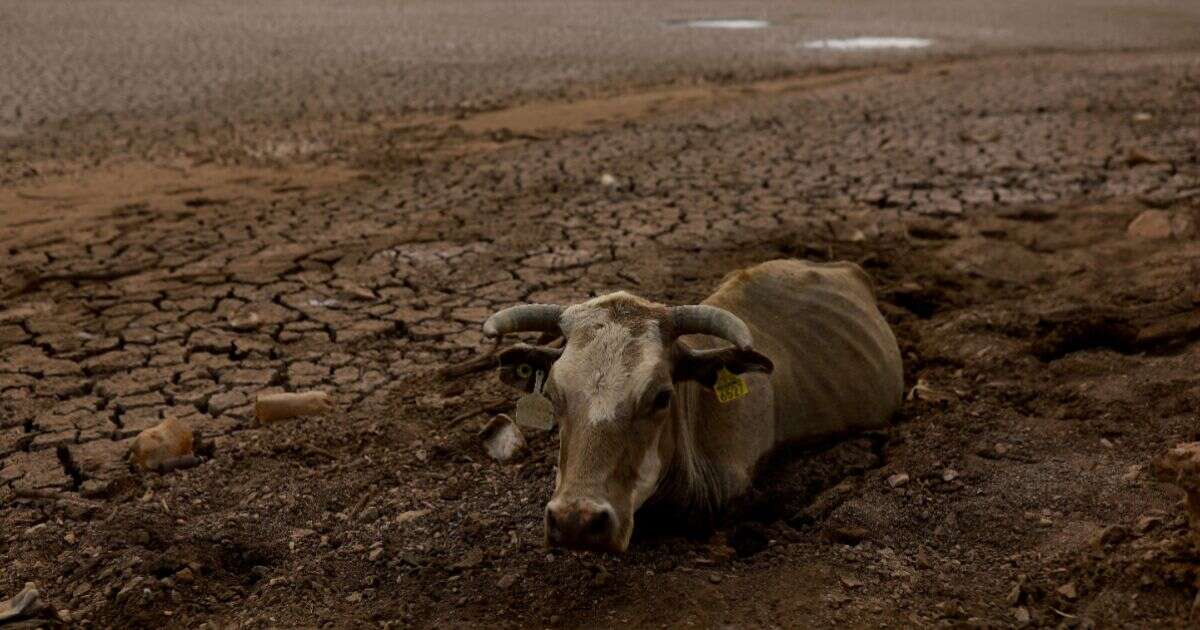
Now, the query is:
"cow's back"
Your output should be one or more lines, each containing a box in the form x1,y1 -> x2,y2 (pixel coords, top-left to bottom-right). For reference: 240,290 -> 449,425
705,259 -> 903,442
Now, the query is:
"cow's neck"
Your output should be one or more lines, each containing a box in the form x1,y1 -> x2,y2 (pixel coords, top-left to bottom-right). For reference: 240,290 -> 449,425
650,379 -> 736,519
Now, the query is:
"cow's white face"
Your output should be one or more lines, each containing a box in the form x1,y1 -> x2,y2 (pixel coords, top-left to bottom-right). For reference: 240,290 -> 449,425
497,292 -> 772,552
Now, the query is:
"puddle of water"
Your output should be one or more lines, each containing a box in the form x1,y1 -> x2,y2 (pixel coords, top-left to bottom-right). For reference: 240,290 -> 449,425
669,19 -> 770,30
804,37 -> 932,50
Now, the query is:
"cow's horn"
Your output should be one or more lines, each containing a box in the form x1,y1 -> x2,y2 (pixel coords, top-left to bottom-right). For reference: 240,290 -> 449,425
483,304 -> 565,338
670,305 -> 754,350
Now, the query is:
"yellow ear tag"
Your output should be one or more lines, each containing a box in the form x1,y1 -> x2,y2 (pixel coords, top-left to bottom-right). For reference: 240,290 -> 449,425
714,368 -> 749,404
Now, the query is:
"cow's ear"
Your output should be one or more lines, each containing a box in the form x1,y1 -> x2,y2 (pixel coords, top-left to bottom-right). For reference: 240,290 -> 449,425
498,344 -> 563,392
673,345 -> 774,389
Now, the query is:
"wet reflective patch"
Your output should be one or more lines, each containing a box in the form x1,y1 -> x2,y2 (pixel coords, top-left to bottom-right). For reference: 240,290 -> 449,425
804,37 -> 932,50
668,19 -> 770,30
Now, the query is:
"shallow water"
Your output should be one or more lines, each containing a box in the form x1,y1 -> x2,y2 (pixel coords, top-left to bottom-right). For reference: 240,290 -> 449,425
671,19 -> 770,30
804,37 -> 932,50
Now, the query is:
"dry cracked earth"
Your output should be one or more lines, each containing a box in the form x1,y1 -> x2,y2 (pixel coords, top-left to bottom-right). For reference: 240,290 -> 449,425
2,44 -> 1200,629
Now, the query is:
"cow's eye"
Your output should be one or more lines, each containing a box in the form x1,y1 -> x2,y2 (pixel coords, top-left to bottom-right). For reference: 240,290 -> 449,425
652,389 -> 673,411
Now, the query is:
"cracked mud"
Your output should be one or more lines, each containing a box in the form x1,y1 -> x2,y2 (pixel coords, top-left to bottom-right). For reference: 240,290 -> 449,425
2,42 -> 1200,629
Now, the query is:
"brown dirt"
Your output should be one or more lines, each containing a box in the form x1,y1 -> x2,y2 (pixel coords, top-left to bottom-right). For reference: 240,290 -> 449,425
2,50 -> 1200,629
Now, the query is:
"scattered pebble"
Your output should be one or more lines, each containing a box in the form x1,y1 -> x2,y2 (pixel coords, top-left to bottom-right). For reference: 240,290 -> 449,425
1134,515 -> 1163,533
128,417 -> 194,472
942,468 -> 959,482
1152,443 -> 1200,546
887,472 -> 910,488
0,582 -> 41,623
1127,210 -> 1174,240
479,414 -> 527,463
226,312 -> 261,331
175,568 -> 195,585
826,525 -> 870,546
254,390 -> 333,423
1126,147 -> 1164,167
1056,582 -> 1078,600
396,509 -> 430,525
452,549 -> 484,570
1091,524 -> 1128,547
1006,581 -> 1024,606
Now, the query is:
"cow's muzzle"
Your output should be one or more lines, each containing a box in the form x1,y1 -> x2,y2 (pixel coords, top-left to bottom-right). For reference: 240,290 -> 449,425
545,498 -> 618,552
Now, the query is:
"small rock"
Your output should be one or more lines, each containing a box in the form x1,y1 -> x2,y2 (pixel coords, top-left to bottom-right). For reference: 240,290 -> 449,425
1013,606 -> 1031,627
115,577 -> 142,605
1127,210 -> 1173,240
1006,580 -> 1024,605
128,417 -> 194,472
826,525 -> 870,546
599,173 -> 620,188
1135,514 -> 1164,534
227,312 -> 261,331
479,414 -> 527,463
345,592 -> 362,604
1126,147 -> 1164,167
1090,525 -> 1128,547
1152,442 -> 1200,547
1057,582 -> 1078,600
906,378 -> 954,404
839,574 -> 862,589
497,573 -> 518,589
591,569 -> 611,588
0,582 -> 41,622
174,568 -> 195,585
1131,112 -> 1154,123
358,507 -> 381,523
452,549 -> 484,571
57,498 -> 101,521
1122,465 -> 1143,483
254,390 -> 332,424
1100,438 -> 1113,449
942,468 -> 959,482
395,509 -> 430,525
708,540 -> 737,563
708,573 -> 722,584
887,472 -> 910,488
368,548 -> 384,562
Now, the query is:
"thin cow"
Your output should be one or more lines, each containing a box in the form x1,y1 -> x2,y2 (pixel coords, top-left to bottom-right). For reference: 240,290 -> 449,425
483,259 -> 904,552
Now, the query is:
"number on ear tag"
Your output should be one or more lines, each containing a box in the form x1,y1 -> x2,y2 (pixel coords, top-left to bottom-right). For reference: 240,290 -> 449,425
714,368 -> 749,404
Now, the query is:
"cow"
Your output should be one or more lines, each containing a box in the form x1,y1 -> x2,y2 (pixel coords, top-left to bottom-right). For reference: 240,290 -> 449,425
482,259 -> 904,552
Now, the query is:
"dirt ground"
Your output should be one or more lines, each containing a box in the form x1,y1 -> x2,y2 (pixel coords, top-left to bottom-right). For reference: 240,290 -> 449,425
2,45 -> 1200,629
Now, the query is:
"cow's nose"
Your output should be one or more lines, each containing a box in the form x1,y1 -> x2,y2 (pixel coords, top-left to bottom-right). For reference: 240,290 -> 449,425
545,499 -> 616,550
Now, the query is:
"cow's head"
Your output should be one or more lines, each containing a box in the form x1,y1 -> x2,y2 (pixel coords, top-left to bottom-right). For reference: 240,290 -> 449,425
484,292 -> 773,552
